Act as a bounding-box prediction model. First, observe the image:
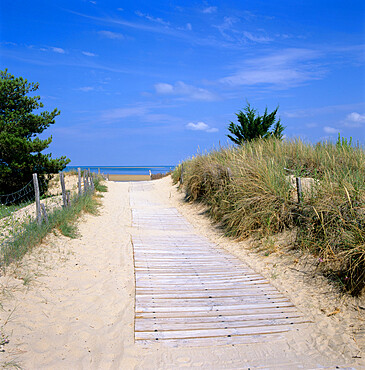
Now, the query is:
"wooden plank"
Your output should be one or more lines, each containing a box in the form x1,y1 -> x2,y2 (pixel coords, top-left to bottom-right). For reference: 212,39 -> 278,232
135,281 -> 271,289
136,301 -> 295,313
135,311 -> 301,324
135,296 -> 289,306
135,316 -> 309,332
135,333 -> 285,346
135,324 -> 302,340
136,306 -> 299,319
136,291 -> 281,299
135,276 -> 269,284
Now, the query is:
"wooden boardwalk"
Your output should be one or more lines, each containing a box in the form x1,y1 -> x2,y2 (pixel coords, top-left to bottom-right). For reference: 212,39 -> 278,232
130,183 -> 310,346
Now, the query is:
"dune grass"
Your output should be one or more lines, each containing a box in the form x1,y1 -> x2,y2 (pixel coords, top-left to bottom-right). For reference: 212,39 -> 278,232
173,138 -> 365,295
0,189 -> 101,268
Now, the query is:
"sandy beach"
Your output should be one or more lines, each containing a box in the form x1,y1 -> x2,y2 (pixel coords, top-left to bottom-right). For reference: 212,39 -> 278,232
0,177 -> 364,369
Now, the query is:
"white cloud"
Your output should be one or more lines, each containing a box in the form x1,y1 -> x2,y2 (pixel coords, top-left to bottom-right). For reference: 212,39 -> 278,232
154,81 -> 217,101
186,23 -> 192,31
343,111 -> 365,128
220,48 -> 324,89
347,112 -> 365,123
77,86 -> 94,92
51,47 -> 66,54
82,51 -> 97,57
243,31 -> 272,43
323,126 -> 339,134
202,6 -> 217,14
155,83 -> 174,94
186,121 -> 218,133
98,30 -> 124,39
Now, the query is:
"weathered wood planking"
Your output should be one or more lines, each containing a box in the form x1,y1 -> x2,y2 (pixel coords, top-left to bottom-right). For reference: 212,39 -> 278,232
130,183 -> 309,346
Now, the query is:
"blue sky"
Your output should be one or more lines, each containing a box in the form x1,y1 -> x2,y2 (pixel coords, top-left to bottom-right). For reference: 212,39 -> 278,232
1,0 -> 364,165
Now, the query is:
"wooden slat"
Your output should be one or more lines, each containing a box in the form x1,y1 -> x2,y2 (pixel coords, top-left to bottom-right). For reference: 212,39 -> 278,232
135,324 -> 302,340
135,316 -> 310,332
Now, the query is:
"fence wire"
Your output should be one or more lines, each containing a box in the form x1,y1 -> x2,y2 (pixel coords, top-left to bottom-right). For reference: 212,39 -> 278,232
0,179 -> 35,206
1,171 -> 97,267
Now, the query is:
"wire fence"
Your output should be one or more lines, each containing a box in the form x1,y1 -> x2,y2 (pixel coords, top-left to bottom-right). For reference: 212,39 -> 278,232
0,168 -> 96,259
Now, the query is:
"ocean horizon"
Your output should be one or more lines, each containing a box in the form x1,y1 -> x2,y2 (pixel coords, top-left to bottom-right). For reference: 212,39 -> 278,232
65,165 -> 175,175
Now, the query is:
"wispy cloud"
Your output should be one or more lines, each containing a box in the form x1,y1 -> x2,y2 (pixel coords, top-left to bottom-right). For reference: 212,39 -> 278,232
50,46 -> 66,54
98,30 -> 124,39
154,81 -> 217,101
66,10 -> 243,49
220,48 -> 324,88
186,121 -> 218,133
323,126 -> 340,134
243,31 -> 273,43
202,6 -> 218,14
283,103 -> 365,118
135,11 -> 170,26
77,86 -> 95,92
82,51 -> 97,57
100,103 -> 183,126
101,106 -> 148,121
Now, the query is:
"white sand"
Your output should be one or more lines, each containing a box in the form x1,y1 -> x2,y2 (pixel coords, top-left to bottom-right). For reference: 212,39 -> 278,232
0,177 -> 364,369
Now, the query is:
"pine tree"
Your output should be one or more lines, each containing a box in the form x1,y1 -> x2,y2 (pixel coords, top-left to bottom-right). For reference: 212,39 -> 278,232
0,69 -> 70,195
227,102 -> 285,145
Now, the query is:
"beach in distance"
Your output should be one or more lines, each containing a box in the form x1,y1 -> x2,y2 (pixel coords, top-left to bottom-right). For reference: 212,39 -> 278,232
65,165 -> 175,176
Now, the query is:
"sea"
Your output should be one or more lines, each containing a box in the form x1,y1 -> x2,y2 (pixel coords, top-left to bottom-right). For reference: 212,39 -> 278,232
64,165 -> 175,176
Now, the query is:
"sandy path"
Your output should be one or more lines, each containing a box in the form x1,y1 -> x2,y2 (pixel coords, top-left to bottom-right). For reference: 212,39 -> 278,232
0,178 -> 363,369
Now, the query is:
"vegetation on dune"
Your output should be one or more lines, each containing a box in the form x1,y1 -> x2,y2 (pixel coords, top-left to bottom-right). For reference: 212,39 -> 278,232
173,138 -> 365,295
0,185 -> 103,268
227,102 -> 285,145
0,69 -> 70,196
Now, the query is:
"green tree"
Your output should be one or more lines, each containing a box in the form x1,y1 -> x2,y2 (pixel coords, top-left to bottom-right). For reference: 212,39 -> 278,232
227,102 -> 285,145
0,69 -> 70,196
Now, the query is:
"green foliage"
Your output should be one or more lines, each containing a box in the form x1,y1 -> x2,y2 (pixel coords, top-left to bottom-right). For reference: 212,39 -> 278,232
227,102 -> 285,145
0,69 -> 70,195
336,133 -> 353,149
174,138 -> 365,295
94,176 -> 108,192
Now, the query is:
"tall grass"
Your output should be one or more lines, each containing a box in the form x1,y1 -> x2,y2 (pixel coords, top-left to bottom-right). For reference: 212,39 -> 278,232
173,138 -> 365,295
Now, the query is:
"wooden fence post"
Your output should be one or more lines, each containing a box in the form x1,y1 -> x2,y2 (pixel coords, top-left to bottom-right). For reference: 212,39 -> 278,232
32,173 -> 42,225
66,190 -> 71,206
180,164 -> 184,185
90,172 -> 94,191
41,203 -> 49,224
60,172 -> 67,208
296,177 -> 302,203
83,171 -> 87,193
227,167 -> 233,180
78,168 -> 82,197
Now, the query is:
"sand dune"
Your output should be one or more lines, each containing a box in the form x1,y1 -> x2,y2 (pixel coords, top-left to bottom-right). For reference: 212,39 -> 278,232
0,177 -> 363,369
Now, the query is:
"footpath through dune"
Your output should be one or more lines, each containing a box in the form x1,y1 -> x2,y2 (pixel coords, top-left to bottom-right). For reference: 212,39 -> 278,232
0,178 -> 363,369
